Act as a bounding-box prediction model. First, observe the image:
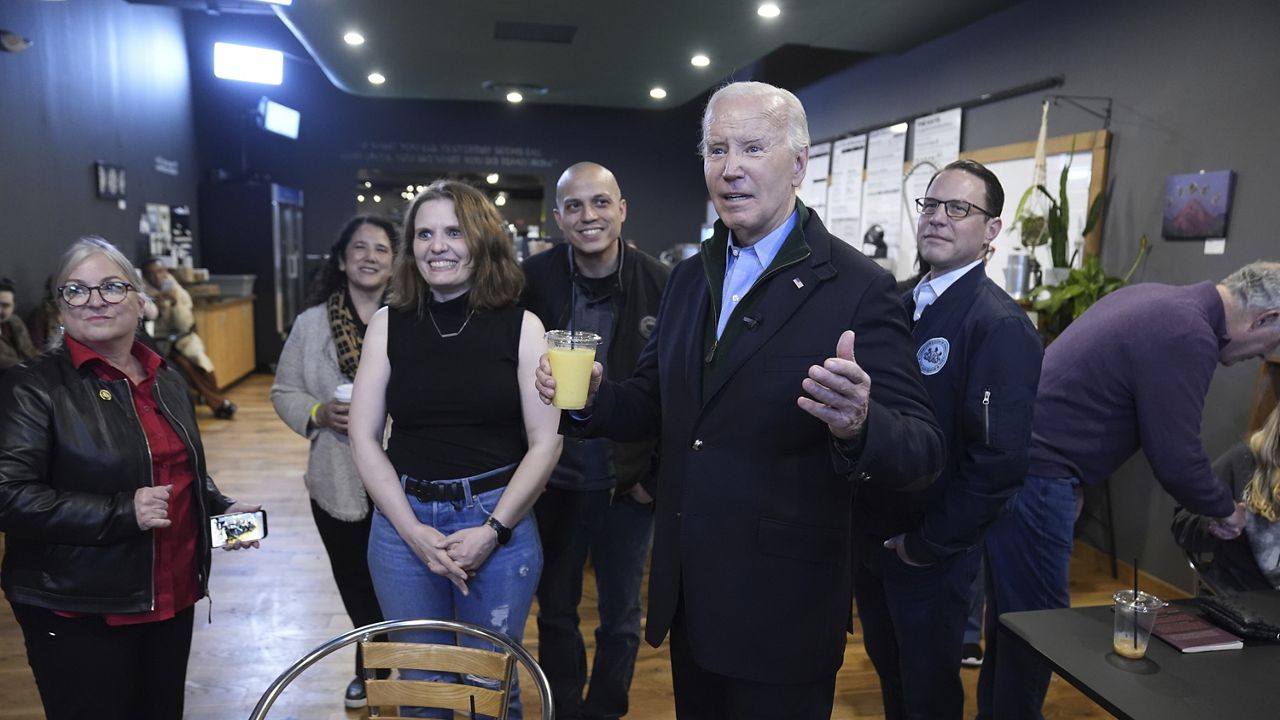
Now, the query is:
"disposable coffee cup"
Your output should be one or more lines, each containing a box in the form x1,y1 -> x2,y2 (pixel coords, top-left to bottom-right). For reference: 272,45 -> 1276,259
333,383 -> 354,404
1112,590 -> 1164,659
545,330 -> 602,410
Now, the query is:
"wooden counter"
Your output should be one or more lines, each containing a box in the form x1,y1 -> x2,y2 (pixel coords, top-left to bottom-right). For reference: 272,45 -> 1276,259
193,296 -> 256,388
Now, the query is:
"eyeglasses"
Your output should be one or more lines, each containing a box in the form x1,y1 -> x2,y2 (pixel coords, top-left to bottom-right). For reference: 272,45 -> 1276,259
58,281 -> 135,306
915,197 -> 996,220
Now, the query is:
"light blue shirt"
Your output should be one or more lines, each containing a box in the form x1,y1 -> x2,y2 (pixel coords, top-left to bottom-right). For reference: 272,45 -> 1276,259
716,210 -> 798,339
911,260 -> 983,321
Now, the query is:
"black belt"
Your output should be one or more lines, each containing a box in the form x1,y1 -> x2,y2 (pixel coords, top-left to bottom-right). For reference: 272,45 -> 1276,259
401,465 -> 516,503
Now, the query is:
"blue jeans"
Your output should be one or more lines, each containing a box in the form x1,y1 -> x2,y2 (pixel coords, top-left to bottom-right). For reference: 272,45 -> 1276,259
977,474 -> 1078,720
854,542 -> 981,720
534,486 -> 653,719
368,484 -> 543,719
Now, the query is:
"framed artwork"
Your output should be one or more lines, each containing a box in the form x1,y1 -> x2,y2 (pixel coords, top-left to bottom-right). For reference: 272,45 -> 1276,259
94,162 -> 127,200
1163,170 -> 1234,239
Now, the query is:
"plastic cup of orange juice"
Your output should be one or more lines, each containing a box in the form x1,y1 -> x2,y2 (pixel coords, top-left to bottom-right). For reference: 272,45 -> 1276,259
545,330 -> 602,410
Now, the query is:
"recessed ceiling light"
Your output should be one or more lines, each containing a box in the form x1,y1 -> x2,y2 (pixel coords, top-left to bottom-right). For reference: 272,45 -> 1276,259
372,194 -> 382,203
495,193 -> 508,207
486,173 -> 500,185
343,31 -> 365,46
757,3 -> 781,18
506,91 -> 524,103
691,54 -> 710,67
357,194 -> 365,203
649,87 -> 668,100
368,72 -> 385,85
363,180 -> 372,188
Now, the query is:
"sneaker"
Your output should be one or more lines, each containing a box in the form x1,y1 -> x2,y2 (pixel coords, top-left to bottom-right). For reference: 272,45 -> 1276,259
344,676 -> 367,709
961,642 -> 983,667
213,401 -> 237,419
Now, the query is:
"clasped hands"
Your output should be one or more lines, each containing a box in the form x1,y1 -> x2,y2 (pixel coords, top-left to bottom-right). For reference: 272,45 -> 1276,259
407,522 -> 500,595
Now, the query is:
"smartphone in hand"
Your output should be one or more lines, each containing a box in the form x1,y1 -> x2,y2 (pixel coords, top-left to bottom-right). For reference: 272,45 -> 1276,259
210,509 -> 268,548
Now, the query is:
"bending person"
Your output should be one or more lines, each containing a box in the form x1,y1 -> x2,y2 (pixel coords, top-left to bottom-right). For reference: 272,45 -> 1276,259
270,215 -> 395,709
1173,403 -> 1280,593
350,180 -> 561,719
141,258 -> 236,419
0,236 -> 257,720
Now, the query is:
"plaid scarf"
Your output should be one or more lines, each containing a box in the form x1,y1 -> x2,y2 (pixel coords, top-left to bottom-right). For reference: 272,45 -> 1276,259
327,288 -> 364,380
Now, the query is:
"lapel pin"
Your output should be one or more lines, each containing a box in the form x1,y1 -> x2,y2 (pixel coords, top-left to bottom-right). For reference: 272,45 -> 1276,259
98,389 -> 113,401
793,277 -> 804,289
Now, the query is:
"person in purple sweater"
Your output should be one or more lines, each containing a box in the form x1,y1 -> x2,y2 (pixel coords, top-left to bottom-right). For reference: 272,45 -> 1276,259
979,261 -> 1280,720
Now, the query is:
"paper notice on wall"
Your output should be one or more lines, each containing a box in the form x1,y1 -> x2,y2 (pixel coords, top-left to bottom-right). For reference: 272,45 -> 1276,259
911,108 -> 962,169
799,142 -> 832,219
827,134 -> 867,243
860,126 -> 907,268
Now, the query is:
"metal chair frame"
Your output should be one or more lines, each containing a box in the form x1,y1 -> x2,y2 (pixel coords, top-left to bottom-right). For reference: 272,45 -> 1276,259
247,618 -> 554,720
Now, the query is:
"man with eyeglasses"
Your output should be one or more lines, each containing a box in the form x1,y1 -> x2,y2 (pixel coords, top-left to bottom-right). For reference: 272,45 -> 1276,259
850,159 -> 1042,720
0,277 -> 38,374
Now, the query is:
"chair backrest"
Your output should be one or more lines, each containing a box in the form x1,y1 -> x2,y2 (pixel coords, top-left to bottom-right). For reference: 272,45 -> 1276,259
362,640 -> 515,718
247,619 -> 553,720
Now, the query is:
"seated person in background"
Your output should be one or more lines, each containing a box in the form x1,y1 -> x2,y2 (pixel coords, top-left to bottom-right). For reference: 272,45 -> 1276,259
1,277 -> 38,372
1173,403 -> 1280,593
26,276 -> 62,352
141,259 -> 236,419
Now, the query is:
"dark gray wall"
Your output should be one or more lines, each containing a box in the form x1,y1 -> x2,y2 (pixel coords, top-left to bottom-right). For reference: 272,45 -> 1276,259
0,0 -> 199,314
799,0 -> 1280,589
181,12 -> 709,262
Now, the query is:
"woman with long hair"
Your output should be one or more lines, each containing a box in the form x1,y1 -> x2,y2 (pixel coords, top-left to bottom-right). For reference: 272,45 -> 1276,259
350,181 -> 560,718
270,215 -> 397,709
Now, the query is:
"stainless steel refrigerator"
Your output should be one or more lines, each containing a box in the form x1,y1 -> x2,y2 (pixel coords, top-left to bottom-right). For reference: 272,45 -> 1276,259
199,181 -> 305,371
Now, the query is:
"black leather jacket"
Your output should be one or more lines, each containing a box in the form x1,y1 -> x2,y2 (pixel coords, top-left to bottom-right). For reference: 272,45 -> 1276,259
0,344 -> 233,614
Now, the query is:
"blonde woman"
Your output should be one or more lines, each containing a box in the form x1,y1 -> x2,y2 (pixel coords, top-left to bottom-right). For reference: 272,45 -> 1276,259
1173,404 -> 1280,592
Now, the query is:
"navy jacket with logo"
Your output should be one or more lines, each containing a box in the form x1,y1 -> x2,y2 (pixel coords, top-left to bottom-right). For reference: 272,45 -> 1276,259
854,263 -> 1042,565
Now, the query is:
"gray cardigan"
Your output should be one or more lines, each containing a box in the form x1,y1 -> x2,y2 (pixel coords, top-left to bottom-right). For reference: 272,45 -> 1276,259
270,304 -> 370,521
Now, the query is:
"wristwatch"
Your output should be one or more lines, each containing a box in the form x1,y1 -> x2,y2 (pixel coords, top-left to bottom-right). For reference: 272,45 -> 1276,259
484,515 -> 512,546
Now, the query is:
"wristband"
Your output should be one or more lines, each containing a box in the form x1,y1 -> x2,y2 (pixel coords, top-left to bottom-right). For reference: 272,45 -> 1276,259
309,402 -> 322,423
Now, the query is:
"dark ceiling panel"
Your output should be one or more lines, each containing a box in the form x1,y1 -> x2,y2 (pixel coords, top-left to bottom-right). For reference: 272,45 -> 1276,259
493,21 -> 578,45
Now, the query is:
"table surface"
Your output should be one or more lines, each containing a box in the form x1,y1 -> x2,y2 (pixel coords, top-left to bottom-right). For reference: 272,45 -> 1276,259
1000,598 -> 1280,720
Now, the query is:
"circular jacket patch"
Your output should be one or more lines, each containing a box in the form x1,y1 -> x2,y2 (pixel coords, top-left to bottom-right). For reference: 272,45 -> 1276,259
916,337 -> 950,376
639,315 -> 657,340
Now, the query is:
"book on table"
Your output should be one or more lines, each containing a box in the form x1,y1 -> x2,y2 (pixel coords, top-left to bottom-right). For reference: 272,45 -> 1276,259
1152,603 -> 1244,653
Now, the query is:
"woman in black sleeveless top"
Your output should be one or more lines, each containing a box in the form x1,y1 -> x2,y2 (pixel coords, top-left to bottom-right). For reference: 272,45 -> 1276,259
349,180 -> 561,719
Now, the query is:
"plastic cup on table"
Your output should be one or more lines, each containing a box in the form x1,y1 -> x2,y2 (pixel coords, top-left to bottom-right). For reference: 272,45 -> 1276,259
1112,590 -> 1165,659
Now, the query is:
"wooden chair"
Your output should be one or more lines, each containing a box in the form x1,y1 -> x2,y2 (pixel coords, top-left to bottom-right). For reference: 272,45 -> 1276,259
247,618 -> 553,720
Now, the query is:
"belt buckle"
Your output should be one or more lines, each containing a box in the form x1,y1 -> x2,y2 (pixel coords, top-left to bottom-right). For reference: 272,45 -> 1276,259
440,480 -> 463,502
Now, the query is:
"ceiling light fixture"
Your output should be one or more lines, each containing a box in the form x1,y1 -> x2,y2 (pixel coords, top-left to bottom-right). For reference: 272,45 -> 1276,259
343,31 -> 365,46
357,194 -> 366,202
757,3 -> 781,18
691,54 -> 710,67
368,72 -> 386,85
486,173 -> 500,185
495,193 -> 508,207
372,194 -> 382,203
363,181 -> 372,188
483,80 -> 549,105
649,87 -> 668,100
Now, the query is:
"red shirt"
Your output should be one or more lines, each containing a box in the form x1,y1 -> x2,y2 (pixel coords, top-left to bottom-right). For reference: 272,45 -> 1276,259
63,335 -> 200,625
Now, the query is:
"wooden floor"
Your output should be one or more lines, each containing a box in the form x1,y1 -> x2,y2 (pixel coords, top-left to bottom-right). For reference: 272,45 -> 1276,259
0,374 -> 1186,719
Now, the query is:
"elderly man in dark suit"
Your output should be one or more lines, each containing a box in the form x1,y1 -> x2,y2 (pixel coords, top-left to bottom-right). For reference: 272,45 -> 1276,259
536,81 -> 944,719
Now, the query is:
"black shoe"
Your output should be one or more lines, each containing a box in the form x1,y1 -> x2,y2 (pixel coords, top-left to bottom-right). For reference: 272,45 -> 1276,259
961,642 -> 983,667
344,676 -> 366,709
213,401 -> 237,419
